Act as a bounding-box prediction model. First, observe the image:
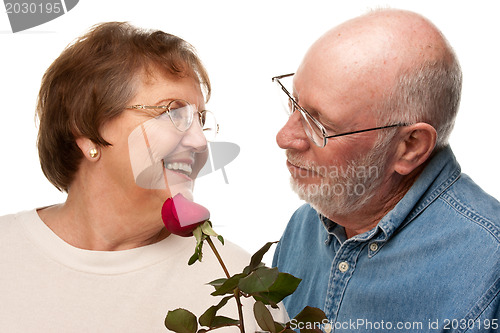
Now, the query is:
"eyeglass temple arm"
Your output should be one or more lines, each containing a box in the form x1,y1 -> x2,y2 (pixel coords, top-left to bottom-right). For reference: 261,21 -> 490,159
272,77 -> 292,96
126,105 -> 168,110
272,73 -> 295,81
325,123 -> 410,139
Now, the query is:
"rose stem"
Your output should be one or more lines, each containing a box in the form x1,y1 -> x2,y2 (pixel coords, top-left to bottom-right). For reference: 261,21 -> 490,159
206,237 -> 245,333
206,237 -> 230,278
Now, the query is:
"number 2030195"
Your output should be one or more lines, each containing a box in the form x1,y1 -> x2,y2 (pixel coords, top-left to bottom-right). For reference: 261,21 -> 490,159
443,318 -> 498,330
5,2 -> 62,14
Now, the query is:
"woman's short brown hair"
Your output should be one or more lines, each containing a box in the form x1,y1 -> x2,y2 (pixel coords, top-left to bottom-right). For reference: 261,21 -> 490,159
36,22 -> 211,192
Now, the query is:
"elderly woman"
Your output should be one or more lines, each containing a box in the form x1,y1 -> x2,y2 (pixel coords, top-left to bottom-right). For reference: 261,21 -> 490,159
0,22 -> 281,331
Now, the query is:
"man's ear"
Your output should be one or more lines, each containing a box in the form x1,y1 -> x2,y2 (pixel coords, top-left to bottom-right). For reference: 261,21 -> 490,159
75,137 -> 101,162
393,123 -> 437,175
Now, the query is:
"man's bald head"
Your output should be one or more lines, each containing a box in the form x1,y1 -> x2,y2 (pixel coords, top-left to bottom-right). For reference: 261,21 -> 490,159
296,9 -> 461,149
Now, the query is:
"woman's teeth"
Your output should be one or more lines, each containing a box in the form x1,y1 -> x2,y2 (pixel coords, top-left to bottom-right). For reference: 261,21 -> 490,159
165,162 -> 193,176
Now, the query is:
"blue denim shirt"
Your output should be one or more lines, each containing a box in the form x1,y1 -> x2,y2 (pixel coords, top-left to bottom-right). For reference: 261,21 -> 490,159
273,146 -> 500,332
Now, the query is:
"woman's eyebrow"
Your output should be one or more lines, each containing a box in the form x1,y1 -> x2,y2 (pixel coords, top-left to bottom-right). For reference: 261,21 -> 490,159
154,98 -> 174,106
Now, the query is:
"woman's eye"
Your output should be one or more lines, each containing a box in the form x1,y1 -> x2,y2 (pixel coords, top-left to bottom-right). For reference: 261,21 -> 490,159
154,109 -> 169,120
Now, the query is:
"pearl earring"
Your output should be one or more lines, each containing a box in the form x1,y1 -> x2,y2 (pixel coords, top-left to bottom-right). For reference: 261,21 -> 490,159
89,148 -> 99,158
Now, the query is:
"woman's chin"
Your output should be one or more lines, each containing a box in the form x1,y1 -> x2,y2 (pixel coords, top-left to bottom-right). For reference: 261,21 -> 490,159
169,186 -> 194,202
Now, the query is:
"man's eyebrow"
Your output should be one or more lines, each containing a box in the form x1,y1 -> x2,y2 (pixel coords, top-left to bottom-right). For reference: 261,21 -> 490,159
317,111 -> 341,131
298,99 -> 341,132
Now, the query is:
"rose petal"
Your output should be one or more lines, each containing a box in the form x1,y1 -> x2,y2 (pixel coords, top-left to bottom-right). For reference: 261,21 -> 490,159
161,193 -> 210,237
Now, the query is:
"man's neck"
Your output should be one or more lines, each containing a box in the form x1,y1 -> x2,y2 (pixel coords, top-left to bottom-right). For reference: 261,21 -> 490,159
327,170 -> 423,239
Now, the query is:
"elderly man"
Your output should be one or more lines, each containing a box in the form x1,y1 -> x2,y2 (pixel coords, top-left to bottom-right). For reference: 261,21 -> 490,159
272,9 -> 500,332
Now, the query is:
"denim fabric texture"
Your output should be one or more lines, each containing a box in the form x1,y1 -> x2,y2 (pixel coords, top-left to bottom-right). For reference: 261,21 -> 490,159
273,146 -> 500,332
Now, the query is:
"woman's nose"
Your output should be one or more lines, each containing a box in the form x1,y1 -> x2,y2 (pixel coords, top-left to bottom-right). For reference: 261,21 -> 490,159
181,115 -> 208,153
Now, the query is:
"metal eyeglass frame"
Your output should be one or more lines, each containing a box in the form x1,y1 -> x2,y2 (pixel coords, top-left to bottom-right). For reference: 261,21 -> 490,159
126,99 -> 219,135
272,73 -> 409,147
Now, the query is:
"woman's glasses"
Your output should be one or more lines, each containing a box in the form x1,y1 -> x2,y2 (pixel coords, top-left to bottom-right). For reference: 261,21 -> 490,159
127,99 -> 219,141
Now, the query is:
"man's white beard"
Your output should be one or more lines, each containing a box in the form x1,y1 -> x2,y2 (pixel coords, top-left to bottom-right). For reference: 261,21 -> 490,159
289,137 -> 393,218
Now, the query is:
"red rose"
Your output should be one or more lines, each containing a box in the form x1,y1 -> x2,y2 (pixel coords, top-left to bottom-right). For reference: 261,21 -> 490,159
161,193 -> 210,237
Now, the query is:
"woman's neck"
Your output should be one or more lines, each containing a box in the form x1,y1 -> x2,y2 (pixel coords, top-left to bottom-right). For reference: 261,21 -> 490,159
37,180 -> 170,251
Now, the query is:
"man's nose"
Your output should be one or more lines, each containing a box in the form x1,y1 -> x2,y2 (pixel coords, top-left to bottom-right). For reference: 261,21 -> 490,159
276,110 -> 310,151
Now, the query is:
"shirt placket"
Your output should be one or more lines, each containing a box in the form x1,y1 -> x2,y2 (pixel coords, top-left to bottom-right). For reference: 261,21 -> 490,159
323,239 -> 365,327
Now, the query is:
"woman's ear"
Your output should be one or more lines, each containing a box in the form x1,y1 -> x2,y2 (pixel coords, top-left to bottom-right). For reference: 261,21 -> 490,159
76,137 -> 101,161
393,123 -> 437,175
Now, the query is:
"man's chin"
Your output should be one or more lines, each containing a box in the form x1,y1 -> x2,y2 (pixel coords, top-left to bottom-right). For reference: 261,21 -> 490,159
289,177 -> 373,217
291,181 -> 332,217
289,178 -> 318,202
290,176 -> 322,188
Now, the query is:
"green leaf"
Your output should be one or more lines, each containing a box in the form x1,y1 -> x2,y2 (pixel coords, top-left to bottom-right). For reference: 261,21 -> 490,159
253,301 -> 276,333
211,273 -> 246,296
251,294 -> 279,309
207,278 -> 226,288
217,235 -> 224,245
165,308 -> 198,333
294,306 -> 327,322
293,306 -> 327,333
199,296 -> 232,327
200,221 -> 219,237
256,272 -> 302,304
188,251 -> 200,265
243,242 -> 278,275
274,321 -> 287,332
193,226 -> 203,245
210,316 -> 240,328
199,307 -> 218,327
188,240 -> 204,265
238,267 -> 279,294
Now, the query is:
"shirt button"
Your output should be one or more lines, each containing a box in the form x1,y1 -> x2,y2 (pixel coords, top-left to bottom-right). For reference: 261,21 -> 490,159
338,261 -> 349,272
369,243 -> 379,251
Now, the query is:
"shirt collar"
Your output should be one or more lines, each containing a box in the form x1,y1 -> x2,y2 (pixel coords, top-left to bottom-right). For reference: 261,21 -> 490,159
320,145 -> 461,244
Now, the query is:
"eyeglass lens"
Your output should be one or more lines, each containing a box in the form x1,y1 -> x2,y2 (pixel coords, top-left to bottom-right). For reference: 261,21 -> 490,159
156,99 -> 217,141
199,110 -> 217,142
157,100 -> 194,132
274,76 -> 325,147
297,108 -> 325,147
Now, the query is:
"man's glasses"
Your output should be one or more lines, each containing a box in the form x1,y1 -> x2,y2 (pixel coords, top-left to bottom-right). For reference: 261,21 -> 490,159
127,99 -> 219,141
272,73 -> 409,147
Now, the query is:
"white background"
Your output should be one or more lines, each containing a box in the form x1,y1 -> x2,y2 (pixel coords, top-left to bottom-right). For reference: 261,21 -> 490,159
1,0 -> 499,260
